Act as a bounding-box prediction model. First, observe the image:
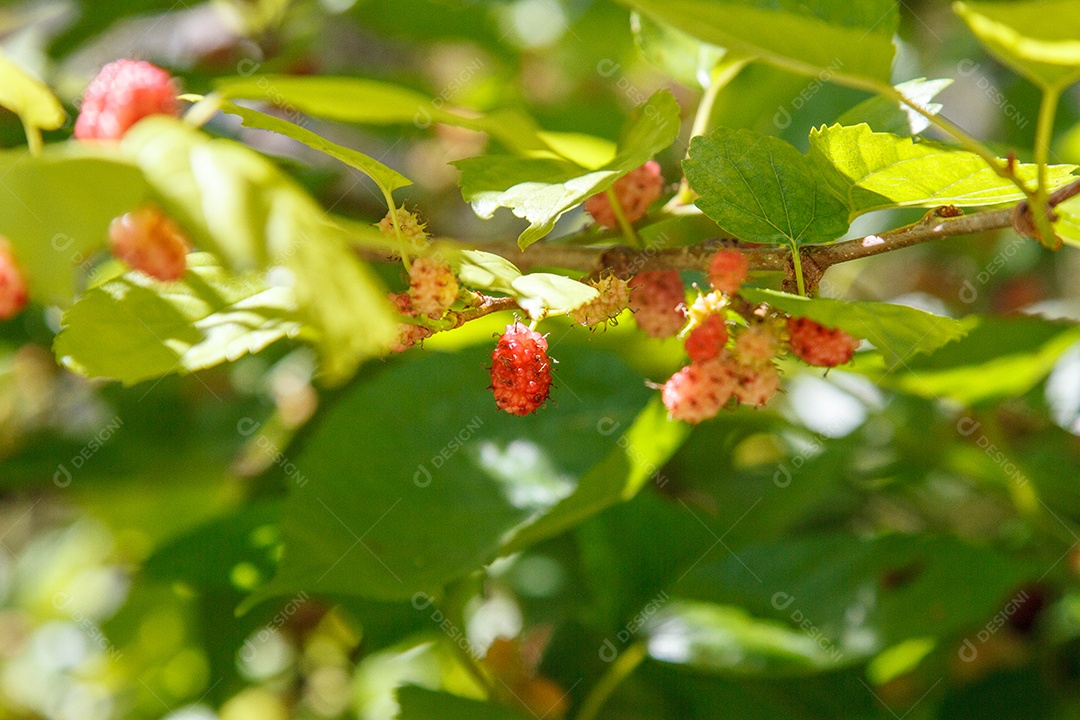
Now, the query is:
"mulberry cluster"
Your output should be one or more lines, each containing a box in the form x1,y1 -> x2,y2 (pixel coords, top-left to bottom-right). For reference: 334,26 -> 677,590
629,270 -> 685,338
647,248 -> 863,424
387,292 -> 433,353
408,256 -> 458,318
379,207 -> 429,249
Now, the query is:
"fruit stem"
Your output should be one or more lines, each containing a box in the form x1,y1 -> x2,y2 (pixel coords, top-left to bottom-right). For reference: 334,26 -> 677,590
669,56 -> 749,208
1030,84 -> 1062,247
789,242 -> 807,296
605,187 -> 641,249
575,642 -> 647,720
380,190 -> 411,272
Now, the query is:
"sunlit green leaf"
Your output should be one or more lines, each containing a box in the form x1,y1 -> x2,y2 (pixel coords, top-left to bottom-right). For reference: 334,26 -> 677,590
837,78 -> 953,136
809,123 -> 1078,218
54,253 -> 302,385
955,0 -> 1080,89
219,101 -> 412,193
510,273 -> 598,318
121,118 -> 396,384
455,90 -> 681,249
622,0 -> 897,83
214,74 -> 547,154
646,600 -> 850,675
445,248 -> 522,296
684,127 -> 850,247
0,50 -> 65,142
631,11 -> 726,88
0,146 -> 148,305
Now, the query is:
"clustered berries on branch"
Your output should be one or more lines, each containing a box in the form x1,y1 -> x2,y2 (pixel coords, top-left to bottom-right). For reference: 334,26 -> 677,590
380,165 -> 863,421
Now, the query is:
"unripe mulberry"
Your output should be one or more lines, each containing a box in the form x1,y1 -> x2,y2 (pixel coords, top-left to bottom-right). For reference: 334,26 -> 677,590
408,256 -> 458,318
786,316 -> 861,367
708,248 -> 749,295
74,60 -> 180,141
0,239 -> 29,320
108,205 -> 190,281
490,322 -> 553,416
661,355 -> 738,424
733,363 -> 780,408
629,270 -> 685,338
584,161 -> 663,229
379,207 -> 429,250
388,292 -> 432,352
571,275 -> 630,328
733,323 -> 780,367
684,315 -> 728,362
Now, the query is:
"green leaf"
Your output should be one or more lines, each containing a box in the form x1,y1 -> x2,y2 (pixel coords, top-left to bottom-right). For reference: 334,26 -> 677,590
214,74 -> 547,154
0,50 -> 65,143
861,315 -> 1080,404
54,253 -> 302,385
256,345 -> 657,602
645,600 -> 849,676
399,687 -> 529,720
1054,192 -> 1080,248
219,101 -> 412,193
454,89 -> 681,249
684,127 -> 850,247
622,0 -> 897,83
445,249 -> 522,296
808,123 -> 1078,218
837,78 -> 953,136
510,273 -> 598,318
505,396 -> 689,553
741,288 -> 970,366
120,118 -> 397,384
631,11 -> 726,88
675,534 -> 1036,668
954,0 -> 1080,90
0,147 -> 149,305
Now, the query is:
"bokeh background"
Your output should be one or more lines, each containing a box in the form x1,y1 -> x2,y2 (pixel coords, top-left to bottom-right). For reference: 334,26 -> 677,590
1,0 -> 1080,718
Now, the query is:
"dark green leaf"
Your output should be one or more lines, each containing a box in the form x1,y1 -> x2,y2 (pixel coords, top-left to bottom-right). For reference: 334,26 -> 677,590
398,687 -> 529,720
684,128 -> 850,246
257,345 -> 658,602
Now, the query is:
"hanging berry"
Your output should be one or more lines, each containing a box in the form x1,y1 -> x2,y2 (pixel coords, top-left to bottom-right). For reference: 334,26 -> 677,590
584,161 -> 663,229
684,314 -> 728,362
571,275 -> 630,328
661,354 -> 739,424
708,248 -> 749,295
108,205 -> 190,281
387,293 -> 433,353
786,316 -> 861,367
408,256 -> 458,318
490,322 -> 553,416
74,60 -> 180,141
0,239 -> 29,320
628,270 -> 685,338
